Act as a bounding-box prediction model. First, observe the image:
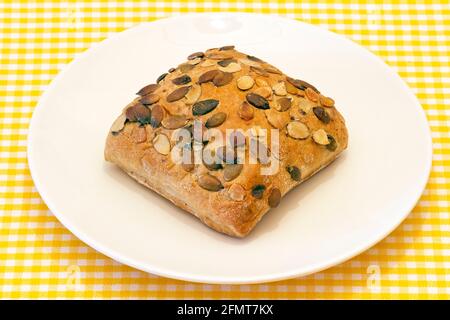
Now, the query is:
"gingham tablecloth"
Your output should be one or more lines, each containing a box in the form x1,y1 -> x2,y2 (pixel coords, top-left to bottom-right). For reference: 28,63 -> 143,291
0,1 -> 449,299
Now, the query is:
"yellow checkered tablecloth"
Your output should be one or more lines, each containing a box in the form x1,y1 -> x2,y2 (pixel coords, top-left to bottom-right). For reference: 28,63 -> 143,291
0,0 -> 449,299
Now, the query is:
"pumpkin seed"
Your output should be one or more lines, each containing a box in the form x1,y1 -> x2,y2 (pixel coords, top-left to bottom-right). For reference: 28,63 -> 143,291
187,51 -> 204,60
184,84 -> 202,105
253,86 -> 272,100
182,163 -> 196,174
179,63 -> 195,73
167,86 -> 191,102
187,58 -> 202,65
255,78 -> 269,87
238,101 -> 254,120
287,121 -> 309,139
298,98 -> 312,114
131,126 -> 147,143
197,174 -> 223,192
153,134 -> 171,155
313,106 -> 330,124
275,97 -> 292,111
205,112 -> 227,128
205,52 -> 231,60
312,129 -> 330,145
297,89 -> 306,97
286,77 -> 306,90
285,80 -> 298,95
192,99 -> 219,116
250,66 -> 269,77
272,81 -> 287,96
289,106 -> 304,120
140,93 -> 160,105
286,77 -> 319,93
203,160 -> 223,171
320,95 -> 335,107
223,164 -> 243,182
217,58 -> 236,67
246,93 -> 270,109
213,71 -> 233,87
326,134 -> 337,151
237,75 -> 255,90
182,163 -> 195,172
219,45 -> 235,51
156,73 -> 168,83
150,104 -> 164,128
287,166 -> 301,181
111,114 -> 127,134
228,183 -> 245,201
218,62 -> 241,73
172,75 -> 191,85
198,69 -> 220,84
136,83 -> 159,96
125,103 -> 151,125
265,109 -> 290,129
251,184 -> 266,199
239,58 -> 260,68
162,115 -> 188,129
305,87 -> 319,102
268,188 -> 281,207
200,60 -> 217,67
265,66 -> 282,75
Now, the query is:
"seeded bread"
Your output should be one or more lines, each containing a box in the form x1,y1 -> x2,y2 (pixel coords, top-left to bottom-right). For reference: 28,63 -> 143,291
104,46 -> 348,237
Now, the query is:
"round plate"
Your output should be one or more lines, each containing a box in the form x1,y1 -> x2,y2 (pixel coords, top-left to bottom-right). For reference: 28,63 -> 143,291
28,13 -> 432,284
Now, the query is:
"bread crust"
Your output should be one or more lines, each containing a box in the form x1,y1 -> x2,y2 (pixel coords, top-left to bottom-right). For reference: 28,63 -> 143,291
104,47 -> 348,237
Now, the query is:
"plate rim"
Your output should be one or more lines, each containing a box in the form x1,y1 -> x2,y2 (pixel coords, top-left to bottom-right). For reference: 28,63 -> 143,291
27,12 -> 433,284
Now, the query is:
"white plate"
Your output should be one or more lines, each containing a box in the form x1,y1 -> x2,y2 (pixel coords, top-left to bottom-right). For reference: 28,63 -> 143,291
28,13 -> 432,284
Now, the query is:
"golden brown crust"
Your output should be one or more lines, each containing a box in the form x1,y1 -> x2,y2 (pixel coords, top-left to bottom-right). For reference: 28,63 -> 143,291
104,46 -> 348,237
